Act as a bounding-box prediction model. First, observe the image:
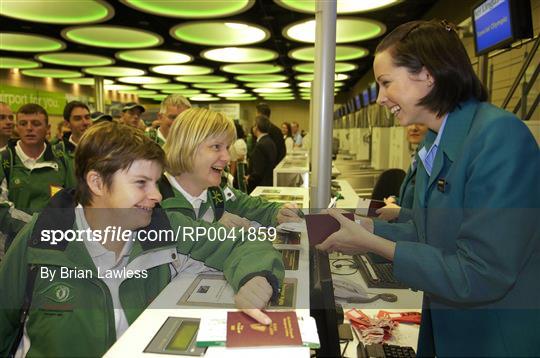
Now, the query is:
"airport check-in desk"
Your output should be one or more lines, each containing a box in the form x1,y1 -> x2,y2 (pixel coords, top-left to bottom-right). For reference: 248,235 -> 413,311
273,152 -> 340,188
105,184 -> 421,357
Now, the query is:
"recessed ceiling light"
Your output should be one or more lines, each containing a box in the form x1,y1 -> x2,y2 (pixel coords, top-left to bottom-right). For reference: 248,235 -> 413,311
21,68 -> 82,78
192,83 -> 237,89
201,47 -> 277,63
118,76 -> 170,84
152,65 -> 213,75
293,62 -> 357,73
175,75 -> 227,83
289,45 -> 369,61
283,18 -> 385,43
295,73 -> 349,81
221,63 -> 283,74
190,96 -> 220,101
171,21 -> 268,46
62,77 -> 114,85
151,95 -> 168,101
298,81 -> 344,88
0,0 -> 114,24
84,66 -> 145,77
62,26 -> 162,48
36,53 -> 114,67
161,89 -> 202,95
229,97 -> 258,101
0,57 -> 40,69
116,50 -> 191,64
235,74 -> 288,82
207,88 -> 247,94
274,0 -> 402,14
217,93 -> 253,98
121,0 -> 254,18
0,32 -> 65,52
253,88 -> 293,93
105,84 -> 138,91
142,83 -> 188,90
244,82 -> 290,88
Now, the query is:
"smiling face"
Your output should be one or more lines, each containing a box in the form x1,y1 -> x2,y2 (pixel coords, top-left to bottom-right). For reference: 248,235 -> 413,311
94,159 -> 163,230
374,50 -> 435,126
179,134 -> 231,195
17,112 -> 49,147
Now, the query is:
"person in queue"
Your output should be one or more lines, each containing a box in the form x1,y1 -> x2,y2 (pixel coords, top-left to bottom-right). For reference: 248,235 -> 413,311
146,94 -> 191,147
317,20 -> 539,357
120,102 -> 145,129
376,123 -> 428,222
161,107 -> 300,230
0,121 -> 285,357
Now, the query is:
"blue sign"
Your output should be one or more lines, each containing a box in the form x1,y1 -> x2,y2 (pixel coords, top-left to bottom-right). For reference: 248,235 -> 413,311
473,0 -> 513,54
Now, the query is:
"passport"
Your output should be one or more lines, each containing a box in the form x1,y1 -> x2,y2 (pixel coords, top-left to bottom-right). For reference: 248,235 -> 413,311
226,311 -> 302,347
305,212 -> 355,246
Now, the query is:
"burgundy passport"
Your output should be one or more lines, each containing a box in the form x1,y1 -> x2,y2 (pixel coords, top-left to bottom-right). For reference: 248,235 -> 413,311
226,311 -> 302,347
305,212 -> 355,246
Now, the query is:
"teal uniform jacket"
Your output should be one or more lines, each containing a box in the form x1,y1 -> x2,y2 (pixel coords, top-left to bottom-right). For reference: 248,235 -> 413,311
394,163 -> 416,222
374,100 -> 540,356
0,189 -> 284,357
0,141 -> 76,214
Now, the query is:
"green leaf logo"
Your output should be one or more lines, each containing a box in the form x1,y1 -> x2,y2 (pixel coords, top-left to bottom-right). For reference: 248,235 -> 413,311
40,282 -> 74,303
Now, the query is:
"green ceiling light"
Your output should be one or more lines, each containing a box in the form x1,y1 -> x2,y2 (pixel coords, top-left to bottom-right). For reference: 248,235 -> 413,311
221,63 -> 283,74
36,53 -> 114,67
142,83 -> 187,90
264,97 -> 295,101
235,74 -> 287,82
245,82 -> 290,88
62,26 -> 162,49
217,93 -> 253,98
175,75 -> 227,83
62,77 -> 114,85
0,32 -> 65,52
116,50 -> 191,65
190,96 -> 219,102
295,73 -> 349,81
119,90 -> 157,95
298,81 -> 345,88
171,21 -> 267,46
83,66 -> 145,77
293,62 -> 357,73
161,89 -> 201,95
283,18 -> 385,43
274,0 -> 402,14
193,83 -> 237,89
105,84 -> 138,91
118,76 -> 169,84
121,0 -> 254,18
0,57 -> 40,69
0,0 -> 113,24
151,95 -> 168,101
229,97 -> 258,101
201,47 -> 277,63
152,65 -> 212,76
208,88 -> 246,94
21,68 -> 82,78
253,88 -> 292,94
289,45 -> 368,61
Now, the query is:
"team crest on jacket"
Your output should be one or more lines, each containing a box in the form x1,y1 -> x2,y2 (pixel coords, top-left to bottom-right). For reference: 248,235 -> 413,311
41,282 -> 74,303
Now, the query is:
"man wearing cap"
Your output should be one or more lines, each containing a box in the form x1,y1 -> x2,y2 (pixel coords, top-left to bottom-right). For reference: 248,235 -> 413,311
52,101 -> 92,161
146,94 -> 190,146
90,111 -> 113,124
121,102 -> 145,129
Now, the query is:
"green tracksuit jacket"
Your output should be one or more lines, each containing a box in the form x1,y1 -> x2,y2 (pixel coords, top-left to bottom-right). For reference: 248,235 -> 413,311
160,176 -> 282,227
0,140 -> 76,214
0,189 -> 284,357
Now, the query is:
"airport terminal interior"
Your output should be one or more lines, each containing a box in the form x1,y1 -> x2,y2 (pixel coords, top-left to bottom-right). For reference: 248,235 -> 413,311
1,0 -> 539,357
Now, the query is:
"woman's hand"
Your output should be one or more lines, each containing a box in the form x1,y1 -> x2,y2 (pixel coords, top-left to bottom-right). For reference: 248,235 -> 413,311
234,276 -> 273,325
276,203 -> 302,224
376,203 -> 401,221
317,209 -> 395,260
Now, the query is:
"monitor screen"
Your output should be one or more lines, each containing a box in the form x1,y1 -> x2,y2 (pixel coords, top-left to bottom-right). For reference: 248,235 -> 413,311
472,0 -> 533,56
369,83 -> 378,104
354,95 -> 362,110
362,89 -> 369,107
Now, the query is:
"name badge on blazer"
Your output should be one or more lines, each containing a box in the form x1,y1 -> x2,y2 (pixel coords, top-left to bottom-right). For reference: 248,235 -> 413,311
437,178 -> 449,193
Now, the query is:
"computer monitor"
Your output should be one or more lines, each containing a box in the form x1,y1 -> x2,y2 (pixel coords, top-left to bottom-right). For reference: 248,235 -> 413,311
310,247 -> 340,357
354,95 -> 362,110
472,0 -> 533,56
362,89 -> 370,107
369,82 -> 378,104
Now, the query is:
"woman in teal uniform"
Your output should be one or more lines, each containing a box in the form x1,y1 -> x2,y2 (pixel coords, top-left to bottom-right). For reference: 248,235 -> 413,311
318,20 -> 539,357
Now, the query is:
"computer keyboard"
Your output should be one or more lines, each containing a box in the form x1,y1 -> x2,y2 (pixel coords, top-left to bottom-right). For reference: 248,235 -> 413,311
353,254 -> 408,289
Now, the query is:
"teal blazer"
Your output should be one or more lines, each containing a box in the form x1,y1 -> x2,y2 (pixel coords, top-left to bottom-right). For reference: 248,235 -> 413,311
395,163 -> 416,222
375,100 -> 540,356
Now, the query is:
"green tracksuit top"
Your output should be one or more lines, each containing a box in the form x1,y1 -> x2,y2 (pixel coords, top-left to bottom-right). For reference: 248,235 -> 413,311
0,189 -> 284,357
145,128 -> 166,147
0,140 -> 76,214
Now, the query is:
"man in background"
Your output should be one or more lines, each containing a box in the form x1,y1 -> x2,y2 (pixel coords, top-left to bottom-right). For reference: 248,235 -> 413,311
255,103 -> 286,163
121,102 -> 145,129
0,103 -> 14,151
291,121 -> 303,148
247,115 -> 277,192
52,101 -> 92,160
146,94 -> 191,146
